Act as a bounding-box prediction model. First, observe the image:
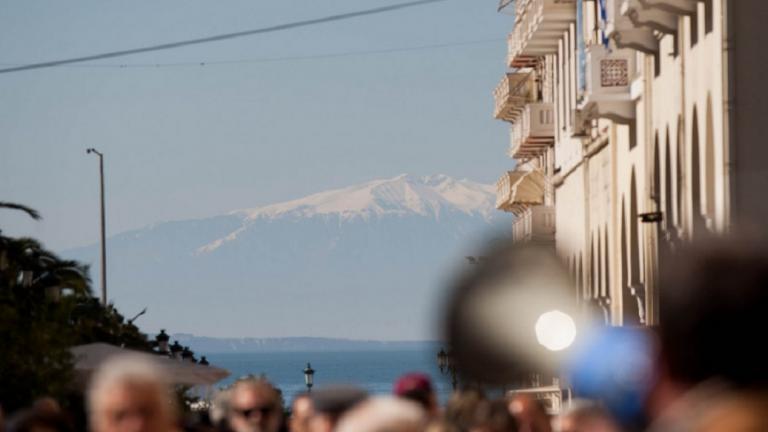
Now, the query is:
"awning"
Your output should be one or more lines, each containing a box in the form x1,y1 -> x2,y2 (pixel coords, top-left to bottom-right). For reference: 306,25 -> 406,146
70,343 -> 229,387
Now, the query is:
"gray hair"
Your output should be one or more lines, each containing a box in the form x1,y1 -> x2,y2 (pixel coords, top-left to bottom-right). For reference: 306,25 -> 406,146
87,354 -> 175,429
335,397 -> 426,432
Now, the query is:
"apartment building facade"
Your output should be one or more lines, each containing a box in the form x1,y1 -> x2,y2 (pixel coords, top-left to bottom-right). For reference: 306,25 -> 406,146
493,0 -> 768,326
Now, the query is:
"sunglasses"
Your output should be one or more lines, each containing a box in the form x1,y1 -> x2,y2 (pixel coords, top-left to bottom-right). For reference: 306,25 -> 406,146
233,405 -> 276,418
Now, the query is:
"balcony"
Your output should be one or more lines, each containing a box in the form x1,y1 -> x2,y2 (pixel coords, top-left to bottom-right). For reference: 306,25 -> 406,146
604,0 -> 659,54
578,45 -> 637,123
621,0 -> 678,34
507,0 -> 577,68
512,205 -> 556,243
496,169 -> 546,216
509,103 -> 555,159
494,72 -> 536,122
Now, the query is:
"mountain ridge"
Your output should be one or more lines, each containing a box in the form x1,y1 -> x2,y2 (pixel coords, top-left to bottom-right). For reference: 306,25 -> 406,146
63,174 -> 508,340
170,334 -> 437,353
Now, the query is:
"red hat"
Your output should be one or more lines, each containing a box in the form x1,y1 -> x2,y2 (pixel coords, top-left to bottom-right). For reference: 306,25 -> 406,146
393,372 -> 434,396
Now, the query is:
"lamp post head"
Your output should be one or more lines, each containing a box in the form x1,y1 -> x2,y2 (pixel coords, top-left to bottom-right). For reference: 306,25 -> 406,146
304,362 -> 315,389
181,346 -> 194,362
437,348 -> 448,373
169,340 -> 183,359
155,329 -> 170,353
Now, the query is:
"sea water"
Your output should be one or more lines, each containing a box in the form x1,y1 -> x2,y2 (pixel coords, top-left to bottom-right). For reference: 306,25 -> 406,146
202,350 -> 455,404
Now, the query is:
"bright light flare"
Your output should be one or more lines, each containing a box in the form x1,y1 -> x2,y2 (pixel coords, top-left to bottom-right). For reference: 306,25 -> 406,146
535,310 -> 577,351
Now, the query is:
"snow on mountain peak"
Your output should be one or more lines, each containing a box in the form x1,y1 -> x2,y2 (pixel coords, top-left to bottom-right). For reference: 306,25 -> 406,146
236,174 -> 495,221
194,175 -> 495,255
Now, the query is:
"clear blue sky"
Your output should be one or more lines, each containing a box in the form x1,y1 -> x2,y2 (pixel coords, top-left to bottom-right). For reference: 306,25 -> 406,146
0,0 -> 513,251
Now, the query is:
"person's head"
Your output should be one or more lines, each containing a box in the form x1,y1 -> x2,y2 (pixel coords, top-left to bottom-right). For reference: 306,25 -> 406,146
507,395 -> 550,432
227,377 -> 282,432
87,354 -> 177,432
393,373 -> 438,416
31,398 -> 61,417
556,401 -> 619,432
307,385 -> 367,432
6,409 -> 73,432
288,394 -> 313,432
469,399 -> 518,432
335,397 -> 426,432
444,390 -> 485,431
657,239 -> 768,391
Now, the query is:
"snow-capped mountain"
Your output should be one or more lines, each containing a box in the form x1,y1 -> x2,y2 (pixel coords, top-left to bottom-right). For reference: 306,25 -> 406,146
64,175 -> 508,341
197,174 -> 496,254
239,174 -> 495,220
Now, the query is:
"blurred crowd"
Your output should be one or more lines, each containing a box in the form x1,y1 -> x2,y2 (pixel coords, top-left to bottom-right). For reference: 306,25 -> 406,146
0,363 -> 614,432
3,239 -> 768,432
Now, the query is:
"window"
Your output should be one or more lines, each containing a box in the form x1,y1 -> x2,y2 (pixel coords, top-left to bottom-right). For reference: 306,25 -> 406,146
577,0 -> 587,101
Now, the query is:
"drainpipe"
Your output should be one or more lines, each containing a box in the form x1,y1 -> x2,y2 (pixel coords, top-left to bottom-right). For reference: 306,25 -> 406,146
678,12 -> 688,239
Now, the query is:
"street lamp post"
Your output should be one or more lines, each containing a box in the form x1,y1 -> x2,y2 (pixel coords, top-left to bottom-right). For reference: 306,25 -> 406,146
170,341 -> 183,360
303,363 -> 315,392
155,329 -> 170,354
86,148 -> 107,306
437,348 -> 458,391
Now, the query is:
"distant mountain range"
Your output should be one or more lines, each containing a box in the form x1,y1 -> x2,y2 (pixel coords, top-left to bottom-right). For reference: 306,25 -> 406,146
171,334 -> 436,353
64,174 -> 509,340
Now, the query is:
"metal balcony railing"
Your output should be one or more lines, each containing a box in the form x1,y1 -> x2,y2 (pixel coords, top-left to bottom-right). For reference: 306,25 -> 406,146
496,169 -> 546,215
493,72 -> 536,122
507,0 -> 577,68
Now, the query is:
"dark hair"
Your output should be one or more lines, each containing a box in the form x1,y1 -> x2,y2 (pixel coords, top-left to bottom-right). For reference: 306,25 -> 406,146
658,238 -> 768,388
474,399 -> 519,432
7,409 -> 73,432
398,388 -> 433,411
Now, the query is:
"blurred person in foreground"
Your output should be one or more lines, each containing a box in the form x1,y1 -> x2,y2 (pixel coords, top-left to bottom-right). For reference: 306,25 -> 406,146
227,378 -> 283,432
445,390 -> 519,432
335,397 -> 426,432
87,354 -> 177,432
287,394 -> 312,432
572,238 -> 768,431
6,400 -> 74,432
643,239 -> 768,431
208,389 -> 231,431
507,395 -> 549,432
393,373 -> 440,418
555,401 -> 620,432
306,385 -> 367,432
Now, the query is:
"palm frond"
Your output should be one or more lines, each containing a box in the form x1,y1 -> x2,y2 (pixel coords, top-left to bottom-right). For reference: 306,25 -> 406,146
0,202 -> 42,220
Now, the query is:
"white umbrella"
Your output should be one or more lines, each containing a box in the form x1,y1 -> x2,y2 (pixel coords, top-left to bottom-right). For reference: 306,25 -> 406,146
70,343 -> 229,386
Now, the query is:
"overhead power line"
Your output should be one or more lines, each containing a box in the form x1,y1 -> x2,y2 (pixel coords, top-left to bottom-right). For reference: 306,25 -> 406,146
0,38 -> 503,70
0,0 -> 448,75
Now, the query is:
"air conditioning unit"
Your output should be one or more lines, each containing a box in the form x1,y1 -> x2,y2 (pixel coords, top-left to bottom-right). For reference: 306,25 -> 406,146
578,44 -> 637,124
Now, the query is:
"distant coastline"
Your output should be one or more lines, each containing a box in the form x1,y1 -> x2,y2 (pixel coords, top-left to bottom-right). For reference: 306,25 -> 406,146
171,333 -> 439,353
